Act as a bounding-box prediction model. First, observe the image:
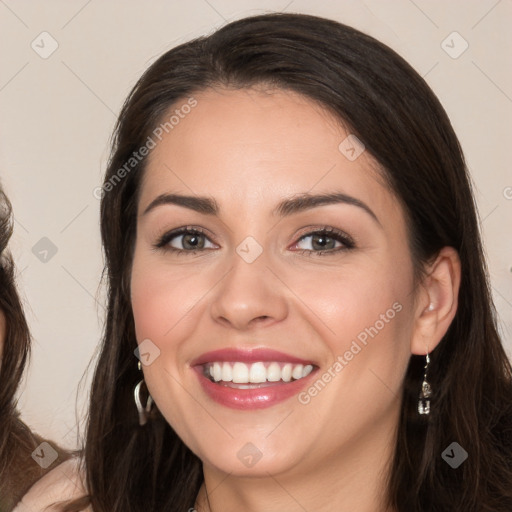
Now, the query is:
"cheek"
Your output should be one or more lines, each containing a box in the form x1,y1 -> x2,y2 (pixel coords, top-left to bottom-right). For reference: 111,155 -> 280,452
288,254 -> 412,344
290,256 -> 414,400
130,248 -> 217,364
131,272 -> 168,345
293,269 -> 413,437
131,266 -> 193,346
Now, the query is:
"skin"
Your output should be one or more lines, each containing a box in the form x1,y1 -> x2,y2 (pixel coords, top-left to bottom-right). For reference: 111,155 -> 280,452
130,86 -> 461,512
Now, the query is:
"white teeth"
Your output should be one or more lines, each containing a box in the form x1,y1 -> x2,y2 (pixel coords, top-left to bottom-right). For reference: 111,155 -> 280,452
221,362 -> 233,382
292,364 -> 304,380
232,362 -> 249,383
281,363 -> 292,382
267,362 -> 281,382
303,364 -> 313,378
213,363 -> 222,382
249,362 -> 267,383
207,361 -> 314,384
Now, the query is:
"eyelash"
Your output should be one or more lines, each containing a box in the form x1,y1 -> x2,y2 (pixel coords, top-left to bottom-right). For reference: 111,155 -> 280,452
154,226 -> 356,257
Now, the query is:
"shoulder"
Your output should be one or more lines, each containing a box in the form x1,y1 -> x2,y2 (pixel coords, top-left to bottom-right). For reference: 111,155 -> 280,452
12,457 -> 91,512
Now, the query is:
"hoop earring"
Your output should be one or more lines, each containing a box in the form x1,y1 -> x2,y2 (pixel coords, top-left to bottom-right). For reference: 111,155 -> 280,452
418,349 -> 432,415
134,363 -> 154,426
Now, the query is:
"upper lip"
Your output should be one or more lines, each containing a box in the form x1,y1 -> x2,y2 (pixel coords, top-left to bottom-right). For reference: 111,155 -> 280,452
190,348 -> 317,367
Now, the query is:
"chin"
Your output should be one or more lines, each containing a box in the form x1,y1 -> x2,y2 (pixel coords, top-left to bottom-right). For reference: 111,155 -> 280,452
197,447 -> 298,477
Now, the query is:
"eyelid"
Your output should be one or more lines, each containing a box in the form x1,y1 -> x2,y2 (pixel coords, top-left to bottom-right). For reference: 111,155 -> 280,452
293,225 -> 352,240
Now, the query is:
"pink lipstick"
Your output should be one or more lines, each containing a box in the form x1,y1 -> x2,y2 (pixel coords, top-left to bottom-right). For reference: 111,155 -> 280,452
191,348 -> 318,410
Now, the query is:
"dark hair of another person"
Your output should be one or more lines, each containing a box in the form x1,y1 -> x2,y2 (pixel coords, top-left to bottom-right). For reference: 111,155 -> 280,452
64,12 -> 512,512
0,185 -> 70,511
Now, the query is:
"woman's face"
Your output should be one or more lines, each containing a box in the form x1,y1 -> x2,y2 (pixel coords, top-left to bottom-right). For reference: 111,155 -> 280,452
131,87 -> 419,477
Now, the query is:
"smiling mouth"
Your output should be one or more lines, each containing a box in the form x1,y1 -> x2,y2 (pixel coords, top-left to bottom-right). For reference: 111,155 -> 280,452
201,361 -> 315,388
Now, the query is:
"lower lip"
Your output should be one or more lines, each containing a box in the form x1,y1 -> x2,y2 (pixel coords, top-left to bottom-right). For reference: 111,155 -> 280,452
193,366 -> 317,410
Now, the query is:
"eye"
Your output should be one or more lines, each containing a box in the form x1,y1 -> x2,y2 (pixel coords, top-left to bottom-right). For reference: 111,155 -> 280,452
290,227 -> 355,256
154,227 -> 217,254
154,225 -> 355,256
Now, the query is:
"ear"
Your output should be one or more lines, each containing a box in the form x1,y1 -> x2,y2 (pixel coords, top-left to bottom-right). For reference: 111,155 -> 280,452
410,246 -> 461,356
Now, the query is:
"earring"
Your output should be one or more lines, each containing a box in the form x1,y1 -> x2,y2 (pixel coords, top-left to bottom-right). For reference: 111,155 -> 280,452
134,362 -> 154,426
418,350 -> 432,415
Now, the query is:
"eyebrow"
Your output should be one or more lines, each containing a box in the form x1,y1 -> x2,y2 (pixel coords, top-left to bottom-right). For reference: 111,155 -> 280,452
142,191 -> 381,227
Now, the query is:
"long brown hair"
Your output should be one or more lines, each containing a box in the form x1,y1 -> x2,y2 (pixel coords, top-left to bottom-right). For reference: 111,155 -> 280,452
0,185 -> 71,511
72,13 -> 512,511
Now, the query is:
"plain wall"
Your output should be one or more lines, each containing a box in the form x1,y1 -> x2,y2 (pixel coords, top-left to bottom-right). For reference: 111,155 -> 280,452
0,0 -> 511,449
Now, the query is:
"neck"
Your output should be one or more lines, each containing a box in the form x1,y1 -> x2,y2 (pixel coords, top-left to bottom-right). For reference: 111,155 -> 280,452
194,407 -> 399,512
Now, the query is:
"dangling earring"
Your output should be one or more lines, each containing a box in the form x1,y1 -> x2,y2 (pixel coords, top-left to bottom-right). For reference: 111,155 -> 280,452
134,360 -> 154,426
418,348 -> 432,415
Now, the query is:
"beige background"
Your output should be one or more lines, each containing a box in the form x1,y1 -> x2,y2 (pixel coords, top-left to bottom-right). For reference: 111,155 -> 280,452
0,0 -> 511,449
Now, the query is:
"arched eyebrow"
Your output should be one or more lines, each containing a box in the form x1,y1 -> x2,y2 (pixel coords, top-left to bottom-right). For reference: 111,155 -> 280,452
274,192 -> 381,227
142,191 -> 381,227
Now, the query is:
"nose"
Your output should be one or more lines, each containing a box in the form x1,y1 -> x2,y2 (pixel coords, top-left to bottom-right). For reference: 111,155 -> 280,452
209,247 -> 288,331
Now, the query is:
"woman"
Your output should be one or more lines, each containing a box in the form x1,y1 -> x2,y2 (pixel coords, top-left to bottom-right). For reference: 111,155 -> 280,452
63,12 -> 511,511
0,184 -> 74,511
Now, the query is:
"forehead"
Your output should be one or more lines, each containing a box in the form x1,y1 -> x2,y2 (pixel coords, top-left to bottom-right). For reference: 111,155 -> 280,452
139,86 -> 397,221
